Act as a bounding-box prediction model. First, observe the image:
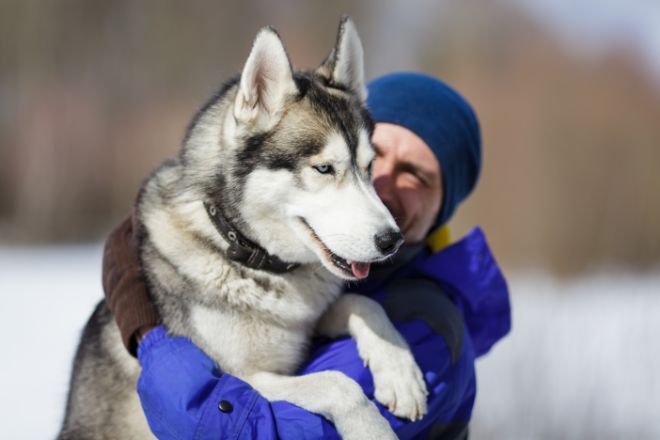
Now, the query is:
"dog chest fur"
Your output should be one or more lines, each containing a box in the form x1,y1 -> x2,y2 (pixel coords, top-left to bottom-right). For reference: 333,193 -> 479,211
138,163 -> 343,377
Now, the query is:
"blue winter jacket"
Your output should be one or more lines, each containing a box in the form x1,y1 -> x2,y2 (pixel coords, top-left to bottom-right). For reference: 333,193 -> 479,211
137,227 -> 511,439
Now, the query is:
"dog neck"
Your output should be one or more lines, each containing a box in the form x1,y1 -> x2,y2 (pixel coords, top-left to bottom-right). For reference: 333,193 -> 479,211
203,201 -> 300,274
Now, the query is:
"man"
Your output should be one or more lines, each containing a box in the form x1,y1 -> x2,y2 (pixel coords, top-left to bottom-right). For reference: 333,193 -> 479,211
103,72 -> 511,439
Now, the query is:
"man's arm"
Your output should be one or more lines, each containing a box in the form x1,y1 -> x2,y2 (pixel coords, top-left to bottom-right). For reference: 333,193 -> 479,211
103,216 -> 284,439
102,217 -> 480,439
102,216 -> 160,355
137,326 -> 280,439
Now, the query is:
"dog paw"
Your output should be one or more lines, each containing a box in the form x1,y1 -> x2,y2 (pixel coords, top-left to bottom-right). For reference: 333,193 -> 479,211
366,344 -> 428,421
335,398 -> 398,440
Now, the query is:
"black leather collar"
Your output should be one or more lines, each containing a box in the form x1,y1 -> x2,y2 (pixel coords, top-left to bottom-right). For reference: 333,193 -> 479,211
203,201 -> 299,274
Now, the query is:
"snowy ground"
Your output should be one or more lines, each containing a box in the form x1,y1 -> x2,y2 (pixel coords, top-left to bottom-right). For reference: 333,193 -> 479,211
1,246 -> 659,439
471,270 -> 660,440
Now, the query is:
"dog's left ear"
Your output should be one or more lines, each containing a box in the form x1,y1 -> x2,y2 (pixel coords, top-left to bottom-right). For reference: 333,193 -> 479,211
235,27 -> 297,129
317,16 -> 367,101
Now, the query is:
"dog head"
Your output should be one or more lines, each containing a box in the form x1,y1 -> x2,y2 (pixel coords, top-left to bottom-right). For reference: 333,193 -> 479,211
184,17 -> 402,280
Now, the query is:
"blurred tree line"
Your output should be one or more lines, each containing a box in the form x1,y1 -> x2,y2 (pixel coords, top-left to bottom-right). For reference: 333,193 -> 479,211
1,0 -> 659,276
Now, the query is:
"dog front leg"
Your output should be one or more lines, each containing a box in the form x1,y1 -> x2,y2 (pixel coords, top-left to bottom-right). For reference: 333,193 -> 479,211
247,370 -> 397,440
316,293 -> 428,421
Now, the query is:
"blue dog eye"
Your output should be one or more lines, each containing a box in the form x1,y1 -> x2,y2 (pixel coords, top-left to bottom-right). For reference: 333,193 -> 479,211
313,164 -> 334,174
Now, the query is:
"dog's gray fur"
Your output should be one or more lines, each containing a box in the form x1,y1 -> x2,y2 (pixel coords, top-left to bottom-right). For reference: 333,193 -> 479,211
59,18 -> 427,440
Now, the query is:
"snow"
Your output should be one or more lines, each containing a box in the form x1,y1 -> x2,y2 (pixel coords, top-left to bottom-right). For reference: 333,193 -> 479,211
0,245 -> 104,439
472,270 -> 660,440
1,246 -> 658,439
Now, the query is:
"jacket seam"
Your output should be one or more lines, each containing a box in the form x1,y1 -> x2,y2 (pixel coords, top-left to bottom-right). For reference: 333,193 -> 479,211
231,390 -> 259,440
193,374 -> 229,440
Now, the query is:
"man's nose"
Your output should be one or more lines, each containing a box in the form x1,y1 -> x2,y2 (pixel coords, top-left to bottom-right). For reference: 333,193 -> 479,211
372,175 -> 390,200
371,160 -> 394,201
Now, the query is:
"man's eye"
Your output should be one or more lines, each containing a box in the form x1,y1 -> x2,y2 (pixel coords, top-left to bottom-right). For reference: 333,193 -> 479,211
398,169 -> 419,182
313,164 -> 334,175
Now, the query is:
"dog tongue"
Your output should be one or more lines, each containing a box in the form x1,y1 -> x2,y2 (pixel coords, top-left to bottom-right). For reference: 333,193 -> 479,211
351,262 -> 370,279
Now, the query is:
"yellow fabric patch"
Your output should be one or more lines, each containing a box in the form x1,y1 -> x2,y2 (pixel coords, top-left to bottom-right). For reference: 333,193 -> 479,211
426,225 -> 451,253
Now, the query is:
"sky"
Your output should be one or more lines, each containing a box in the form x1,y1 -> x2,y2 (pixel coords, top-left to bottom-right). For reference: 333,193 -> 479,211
512,0 -> 660,85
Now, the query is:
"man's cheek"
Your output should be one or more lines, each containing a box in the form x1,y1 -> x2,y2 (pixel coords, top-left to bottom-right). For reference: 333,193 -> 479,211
377,196 -> 398,220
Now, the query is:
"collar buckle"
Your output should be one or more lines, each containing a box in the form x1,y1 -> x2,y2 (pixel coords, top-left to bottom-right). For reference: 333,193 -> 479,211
204,201 -> 299,274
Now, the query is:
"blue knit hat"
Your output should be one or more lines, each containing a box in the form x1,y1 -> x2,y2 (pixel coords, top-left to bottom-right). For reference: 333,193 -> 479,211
366,72 -> 481,229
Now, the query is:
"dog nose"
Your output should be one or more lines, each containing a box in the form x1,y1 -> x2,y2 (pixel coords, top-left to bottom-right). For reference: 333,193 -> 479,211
375,230 -> 404,255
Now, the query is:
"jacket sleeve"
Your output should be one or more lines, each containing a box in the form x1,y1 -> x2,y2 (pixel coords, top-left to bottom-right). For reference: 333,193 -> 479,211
284,277 -> 477,440
137,326 -> 280,440
276,327 -> 476,440
137,315 -> 475,440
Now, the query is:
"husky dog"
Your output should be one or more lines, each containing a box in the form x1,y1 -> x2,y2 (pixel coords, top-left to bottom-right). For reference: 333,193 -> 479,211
60,17 -> 428,439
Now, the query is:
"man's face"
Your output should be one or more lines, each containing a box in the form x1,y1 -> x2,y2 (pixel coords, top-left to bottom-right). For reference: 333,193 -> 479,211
371,122 -> 443,243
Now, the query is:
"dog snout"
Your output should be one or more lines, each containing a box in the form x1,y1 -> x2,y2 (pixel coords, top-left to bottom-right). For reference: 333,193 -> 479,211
374,229 -> 404,256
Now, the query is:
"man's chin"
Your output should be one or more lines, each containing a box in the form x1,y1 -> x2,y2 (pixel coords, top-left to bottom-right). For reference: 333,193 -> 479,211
400,215 -> 434,244
399,221 -> 416,243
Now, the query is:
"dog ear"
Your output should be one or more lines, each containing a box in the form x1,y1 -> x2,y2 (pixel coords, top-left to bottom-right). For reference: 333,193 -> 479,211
235,27 -> 297,128
317,16 -> 367,101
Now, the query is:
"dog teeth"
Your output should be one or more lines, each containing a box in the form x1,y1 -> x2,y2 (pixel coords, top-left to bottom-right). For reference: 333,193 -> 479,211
346,260 -> 352,265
